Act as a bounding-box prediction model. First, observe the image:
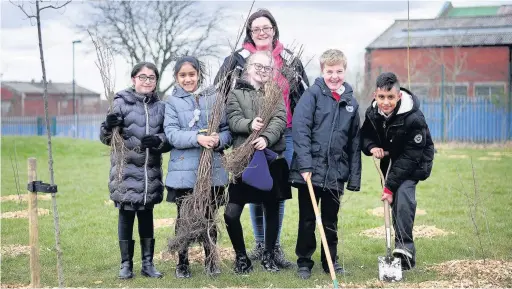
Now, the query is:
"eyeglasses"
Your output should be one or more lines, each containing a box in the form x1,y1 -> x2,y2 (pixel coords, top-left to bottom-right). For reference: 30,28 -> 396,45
136,74 -> 157,83
251,26 -> 273,35
251,63 -> 273,73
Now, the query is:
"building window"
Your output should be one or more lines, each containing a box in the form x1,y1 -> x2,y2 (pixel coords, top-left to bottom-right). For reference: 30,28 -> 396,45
59,100 -> 68,109
440,84 -> 468,99
1,101 -> 12,114
475,84 -> 505,100
82,97 -> 99,106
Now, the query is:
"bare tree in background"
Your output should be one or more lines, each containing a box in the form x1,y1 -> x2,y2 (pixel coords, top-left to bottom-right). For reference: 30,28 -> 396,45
82,1 -> 227,96
10,0 -> 71,287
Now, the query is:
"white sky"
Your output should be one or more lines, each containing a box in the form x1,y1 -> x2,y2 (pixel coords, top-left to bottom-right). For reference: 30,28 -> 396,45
1,0 -> 511,98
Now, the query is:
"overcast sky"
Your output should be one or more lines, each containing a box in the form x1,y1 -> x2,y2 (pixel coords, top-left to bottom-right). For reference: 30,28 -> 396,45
2,0 -> 511,97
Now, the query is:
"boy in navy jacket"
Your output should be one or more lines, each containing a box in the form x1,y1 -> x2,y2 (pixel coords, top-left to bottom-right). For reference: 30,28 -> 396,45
289,49 -> 361,279
361,72 -> 435,270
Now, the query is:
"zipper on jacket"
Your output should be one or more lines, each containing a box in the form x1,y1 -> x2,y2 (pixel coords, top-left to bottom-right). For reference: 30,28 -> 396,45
323,99 -> 341,190
143,97 -> 150,205
368,115 -> 383,145
385,123 -> 402,144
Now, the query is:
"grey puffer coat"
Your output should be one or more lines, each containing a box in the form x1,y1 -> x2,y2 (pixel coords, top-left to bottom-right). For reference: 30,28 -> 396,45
100,88 -> 171,208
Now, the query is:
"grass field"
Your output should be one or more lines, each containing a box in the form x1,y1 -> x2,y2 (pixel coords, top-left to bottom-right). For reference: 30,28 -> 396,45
1,136 -> 511,288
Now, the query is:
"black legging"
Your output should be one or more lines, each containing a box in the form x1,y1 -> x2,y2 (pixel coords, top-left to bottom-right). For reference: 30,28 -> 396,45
224,200 -> 279,254
175,190 -> 219,264
118,209 -> 154,240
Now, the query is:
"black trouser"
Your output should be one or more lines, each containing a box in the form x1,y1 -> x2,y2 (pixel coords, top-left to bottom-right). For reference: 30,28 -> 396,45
175,189 -> 219,265
296,185 -> 341,270
391,180 -> 417,266
118,209 -> 154,240
224,200 -> 279,254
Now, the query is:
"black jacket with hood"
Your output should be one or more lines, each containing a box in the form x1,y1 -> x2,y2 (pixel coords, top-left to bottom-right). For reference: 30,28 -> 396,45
361,87 -> 435,193
289,77 -> 362,193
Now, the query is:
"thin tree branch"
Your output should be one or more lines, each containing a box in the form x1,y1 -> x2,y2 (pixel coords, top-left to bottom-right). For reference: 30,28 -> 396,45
39,0 -> 70,11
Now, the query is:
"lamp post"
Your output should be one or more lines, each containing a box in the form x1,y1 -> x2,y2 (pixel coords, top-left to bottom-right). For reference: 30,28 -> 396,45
72,40 -> 81,138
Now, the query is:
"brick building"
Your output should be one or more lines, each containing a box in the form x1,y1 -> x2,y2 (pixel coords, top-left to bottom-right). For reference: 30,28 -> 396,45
1,80 -> 102,117
364,2 -> 512,101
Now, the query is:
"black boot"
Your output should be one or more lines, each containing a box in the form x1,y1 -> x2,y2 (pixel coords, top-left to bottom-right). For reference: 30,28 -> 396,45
248,242 -> 264,260
175,249 -> 191,278
234,251 -> 253,274
204,243 -> 221,277
118,240 -> 135,279
273,244 -> 293,269
140,238 -> 163,278
261,250 -> 280,272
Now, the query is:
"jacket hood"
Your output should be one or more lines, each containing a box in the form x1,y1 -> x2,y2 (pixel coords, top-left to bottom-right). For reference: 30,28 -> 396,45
369,87 -> 419,116
115,88 -> 159,104
171,84 -> 216,99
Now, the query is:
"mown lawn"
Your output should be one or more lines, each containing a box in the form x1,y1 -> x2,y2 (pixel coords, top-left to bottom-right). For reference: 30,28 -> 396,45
1,136 -> 511,287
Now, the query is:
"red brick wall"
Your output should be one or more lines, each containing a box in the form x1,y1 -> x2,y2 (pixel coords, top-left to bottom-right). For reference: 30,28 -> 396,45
365,46 -> 510,97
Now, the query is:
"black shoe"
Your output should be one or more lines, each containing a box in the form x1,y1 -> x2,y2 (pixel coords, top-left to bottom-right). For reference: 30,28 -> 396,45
323,261 -> 345,274
118,240 -> 135,279
392,248 -> 415,271
297,266 -> 311,279
261,250 -> 280,272
205,263 -> 221,277
203,241 -> 221,277
234,252 -> 253,274
248,242 -> 264,261
273,245 -> 293,269
140,238 -> 163,278
175,264 -> 191,278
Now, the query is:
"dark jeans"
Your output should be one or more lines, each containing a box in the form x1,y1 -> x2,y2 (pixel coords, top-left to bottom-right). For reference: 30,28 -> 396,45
295,185 -> 341,270
391,180 -> 418,266
248,128 -> 293,244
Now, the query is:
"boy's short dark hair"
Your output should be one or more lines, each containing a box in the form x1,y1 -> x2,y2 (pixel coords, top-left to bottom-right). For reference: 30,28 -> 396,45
376,72 -> 400,91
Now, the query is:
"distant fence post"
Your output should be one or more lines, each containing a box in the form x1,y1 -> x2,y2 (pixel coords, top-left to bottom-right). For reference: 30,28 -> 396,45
51,116 -> 57,136
508,61 -> 512,140
36,117 -> 43,136
440,65 -> 446,142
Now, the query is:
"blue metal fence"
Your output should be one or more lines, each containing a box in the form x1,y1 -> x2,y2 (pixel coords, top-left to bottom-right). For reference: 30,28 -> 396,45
421,99 -> 512,142
1,101 -> 511,142
1,114 -> 104,141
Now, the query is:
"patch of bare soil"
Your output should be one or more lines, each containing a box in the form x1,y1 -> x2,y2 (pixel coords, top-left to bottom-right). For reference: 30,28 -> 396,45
367,207 -> 426,217
1,208 -> 50,219
478,156 -> 502,161
428,259 -> 512,288
154,218 -> 175,229
0,284 -> 30,288
446,154 -> 469,159
1,244 -> 30,257
360,225 -> 452,239
488,151 -> 512,157
0,194 -> 51,202
103,199 -> 114,206
155,246 -> 235,264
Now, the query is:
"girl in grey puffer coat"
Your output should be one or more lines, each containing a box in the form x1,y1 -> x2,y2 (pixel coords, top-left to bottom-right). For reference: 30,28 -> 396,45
100,62 -> 171,280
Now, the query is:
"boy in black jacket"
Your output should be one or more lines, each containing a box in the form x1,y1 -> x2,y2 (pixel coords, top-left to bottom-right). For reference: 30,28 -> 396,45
361,72 -> 435,270
289,49 -> 361,279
